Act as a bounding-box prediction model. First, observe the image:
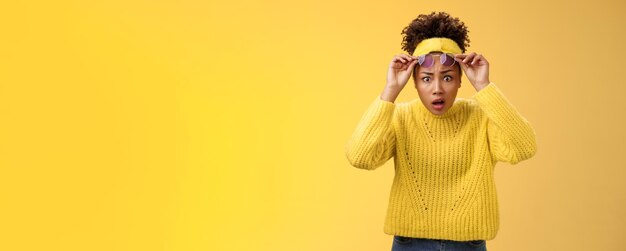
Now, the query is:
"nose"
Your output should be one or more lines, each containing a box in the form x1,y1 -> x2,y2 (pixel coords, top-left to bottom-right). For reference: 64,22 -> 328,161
432,80 -> 444,95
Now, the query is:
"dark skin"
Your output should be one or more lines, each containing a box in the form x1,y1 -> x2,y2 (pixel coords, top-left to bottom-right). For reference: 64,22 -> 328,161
381,51 -> 490,115
412,52 -> 462,115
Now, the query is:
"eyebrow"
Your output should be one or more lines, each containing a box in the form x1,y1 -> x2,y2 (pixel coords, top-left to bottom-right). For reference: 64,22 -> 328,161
420,70 -> 454,75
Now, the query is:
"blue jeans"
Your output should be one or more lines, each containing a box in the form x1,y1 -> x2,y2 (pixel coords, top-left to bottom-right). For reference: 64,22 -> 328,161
391,235 -> 487,251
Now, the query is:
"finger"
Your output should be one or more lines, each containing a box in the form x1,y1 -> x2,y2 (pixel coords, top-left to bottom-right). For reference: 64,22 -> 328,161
462,52 -> 476,64
457,56 -> 469,71
394,56 -> 407,64
390,59 -> 403,68
408,58 -> 418,70
454,54 -> 469,66
393,56 -> 405,63
399,58 -> 417,71
463,52 -> 476,64
391,61 -> 404,69
478,55 -> 488,65
454,55 -> 464,63
470,54 -> 482,65
454,54 -> 466,64
399,54 -> 415,63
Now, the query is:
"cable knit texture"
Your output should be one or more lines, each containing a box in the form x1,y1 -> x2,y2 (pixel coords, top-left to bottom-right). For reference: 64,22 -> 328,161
345,82 -> 537,241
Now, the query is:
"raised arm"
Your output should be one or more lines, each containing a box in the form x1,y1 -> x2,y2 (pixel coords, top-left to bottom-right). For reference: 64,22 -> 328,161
345,53 -> 417,170
454,52 -> 537,164
473,83 -> 537,164
345,95 -> 397,170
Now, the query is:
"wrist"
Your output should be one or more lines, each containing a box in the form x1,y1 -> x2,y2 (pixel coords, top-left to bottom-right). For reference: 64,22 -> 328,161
383,85 -> 402,93
473,81 -> 490,92
381,86 -> 401,103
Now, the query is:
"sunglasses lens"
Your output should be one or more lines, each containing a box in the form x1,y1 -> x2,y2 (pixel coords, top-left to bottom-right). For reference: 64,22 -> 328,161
419,54 -> 434,67
441,53 -> 456,66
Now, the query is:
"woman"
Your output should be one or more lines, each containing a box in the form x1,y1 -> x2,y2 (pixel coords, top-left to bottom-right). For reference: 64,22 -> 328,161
344,12 -> 537,251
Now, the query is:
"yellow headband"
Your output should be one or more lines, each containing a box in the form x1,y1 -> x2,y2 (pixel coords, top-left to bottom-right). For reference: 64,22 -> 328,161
413,37 -> 462,56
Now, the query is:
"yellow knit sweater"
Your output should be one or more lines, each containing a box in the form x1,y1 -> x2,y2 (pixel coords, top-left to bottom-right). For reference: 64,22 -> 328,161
345,82 -> 537,241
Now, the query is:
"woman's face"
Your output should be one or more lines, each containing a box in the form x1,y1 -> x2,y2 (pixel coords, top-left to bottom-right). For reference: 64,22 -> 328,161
412,52 -> 462,115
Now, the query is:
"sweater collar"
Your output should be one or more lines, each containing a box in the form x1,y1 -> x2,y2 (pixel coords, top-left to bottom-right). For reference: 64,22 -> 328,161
414,98 -> 463,119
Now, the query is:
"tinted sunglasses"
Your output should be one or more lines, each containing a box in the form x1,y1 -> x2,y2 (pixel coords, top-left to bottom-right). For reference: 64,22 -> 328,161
415,53 -> 456,68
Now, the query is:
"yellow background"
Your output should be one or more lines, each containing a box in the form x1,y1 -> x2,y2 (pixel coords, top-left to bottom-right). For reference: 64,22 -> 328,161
0,0 -> 625,250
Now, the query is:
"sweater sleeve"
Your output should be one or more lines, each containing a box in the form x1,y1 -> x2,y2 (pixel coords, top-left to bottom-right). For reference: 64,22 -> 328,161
472,83 -> 537,165
345,95 -> 397,170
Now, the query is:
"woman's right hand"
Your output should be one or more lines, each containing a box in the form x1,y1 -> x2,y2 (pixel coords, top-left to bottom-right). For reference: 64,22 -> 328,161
386,53 -> 418,90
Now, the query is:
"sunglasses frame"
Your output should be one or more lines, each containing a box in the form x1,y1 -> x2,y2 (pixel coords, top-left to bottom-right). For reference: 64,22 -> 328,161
415,53 -> 457,68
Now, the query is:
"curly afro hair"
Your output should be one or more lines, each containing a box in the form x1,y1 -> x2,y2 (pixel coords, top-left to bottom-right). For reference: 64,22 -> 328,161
400,11 -> 470,55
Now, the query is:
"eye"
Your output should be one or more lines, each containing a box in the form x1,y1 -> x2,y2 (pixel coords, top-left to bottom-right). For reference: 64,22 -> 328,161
421,76 -> 430,82
444,75 -> 452,81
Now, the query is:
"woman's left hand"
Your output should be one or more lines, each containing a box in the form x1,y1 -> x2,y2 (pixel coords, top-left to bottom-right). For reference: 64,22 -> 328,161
454,52 -> 490,91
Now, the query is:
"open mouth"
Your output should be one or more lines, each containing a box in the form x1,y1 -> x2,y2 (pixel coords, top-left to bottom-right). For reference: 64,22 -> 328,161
432,98 -> 445,110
